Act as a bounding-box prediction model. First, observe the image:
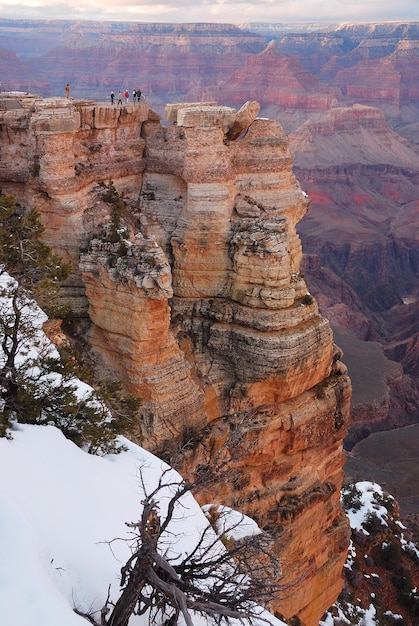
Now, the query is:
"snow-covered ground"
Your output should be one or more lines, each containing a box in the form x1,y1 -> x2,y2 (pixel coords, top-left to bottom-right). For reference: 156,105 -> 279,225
0,424 -> 159,626
0,424 -> 287,626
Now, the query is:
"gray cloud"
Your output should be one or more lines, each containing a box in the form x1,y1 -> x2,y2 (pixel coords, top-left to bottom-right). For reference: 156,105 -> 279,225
0,0 -> 418,23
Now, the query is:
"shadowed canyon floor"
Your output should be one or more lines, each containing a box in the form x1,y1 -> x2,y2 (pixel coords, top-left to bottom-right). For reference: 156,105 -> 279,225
332,326 -> 400,408
333,328 -> 419,533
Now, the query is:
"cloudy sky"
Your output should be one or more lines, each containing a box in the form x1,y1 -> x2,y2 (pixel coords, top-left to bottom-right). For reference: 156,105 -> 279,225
0,0 -> 418,24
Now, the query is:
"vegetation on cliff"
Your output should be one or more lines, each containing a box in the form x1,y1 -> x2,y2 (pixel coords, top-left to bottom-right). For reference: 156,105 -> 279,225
321,482 -> 419,625
0,192 -> 140,451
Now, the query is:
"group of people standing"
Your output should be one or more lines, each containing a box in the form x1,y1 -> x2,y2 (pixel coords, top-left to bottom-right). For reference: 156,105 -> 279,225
64,83 -> 142,105
110,88 -> 142,105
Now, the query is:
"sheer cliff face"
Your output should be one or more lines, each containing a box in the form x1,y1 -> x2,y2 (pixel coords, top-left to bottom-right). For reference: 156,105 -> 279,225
0,95 -> 351,625
140,105 -> 339,418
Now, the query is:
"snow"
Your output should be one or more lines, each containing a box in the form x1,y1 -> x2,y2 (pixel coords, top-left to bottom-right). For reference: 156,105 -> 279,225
384,611 -> 404,621
343,481 -> 390,534
0,425 -> 156,624
202,504 -> 262,541
363,604 -> 377,625
0,425 -> 287,626
321,480 -> 419,626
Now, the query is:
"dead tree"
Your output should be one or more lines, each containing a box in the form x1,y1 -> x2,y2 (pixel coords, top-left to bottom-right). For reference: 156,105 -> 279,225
77,430 -> 283,626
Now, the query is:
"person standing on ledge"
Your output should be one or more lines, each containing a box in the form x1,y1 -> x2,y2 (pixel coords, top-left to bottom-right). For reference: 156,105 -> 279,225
65,83 -> 70,98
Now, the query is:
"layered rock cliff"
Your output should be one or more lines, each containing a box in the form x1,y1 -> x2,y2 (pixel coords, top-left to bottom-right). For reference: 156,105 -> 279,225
0,93 -> 149,313
0,93 -> 351,625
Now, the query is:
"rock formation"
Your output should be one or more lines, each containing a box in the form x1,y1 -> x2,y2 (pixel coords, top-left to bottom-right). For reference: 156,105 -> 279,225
0,93 -> 149,313
0,93 -> 351,625
2,17 -> 419,618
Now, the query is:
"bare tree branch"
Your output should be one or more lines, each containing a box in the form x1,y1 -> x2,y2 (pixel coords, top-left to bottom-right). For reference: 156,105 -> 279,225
77,442 -> 284,626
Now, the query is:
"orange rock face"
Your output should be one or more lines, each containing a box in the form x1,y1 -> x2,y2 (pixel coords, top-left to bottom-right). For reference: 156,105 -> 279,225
179,369 -> 351,625
0,94 -> 351,625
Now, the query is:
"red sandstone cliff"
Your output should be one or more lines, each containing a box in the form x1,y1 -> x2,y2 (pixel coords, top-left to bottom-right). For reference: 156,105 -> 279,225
183,42 -> 341,132
0,94 -> 351,625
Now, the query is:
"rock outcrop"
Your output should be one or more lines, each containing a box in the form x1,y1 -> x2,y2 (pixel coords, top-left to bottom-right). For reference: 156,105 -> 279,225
0,93 -> 149,313
0,94 -> 351,625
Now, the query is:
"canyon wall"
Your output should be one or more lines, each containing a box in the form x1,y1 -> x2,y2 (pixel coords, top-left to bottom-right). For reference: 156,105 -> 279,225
290,104 -> 419,446
1,22 -> 418,434
0,93 -> 351,625
0,93 -> 149,313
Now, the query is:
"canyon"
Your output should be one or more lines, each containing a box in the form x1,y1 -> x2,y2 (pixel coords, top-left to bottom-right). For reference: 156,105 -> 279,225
291,103 -> 419,449
0,92 -> 351,625
1,17 -> 419,624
